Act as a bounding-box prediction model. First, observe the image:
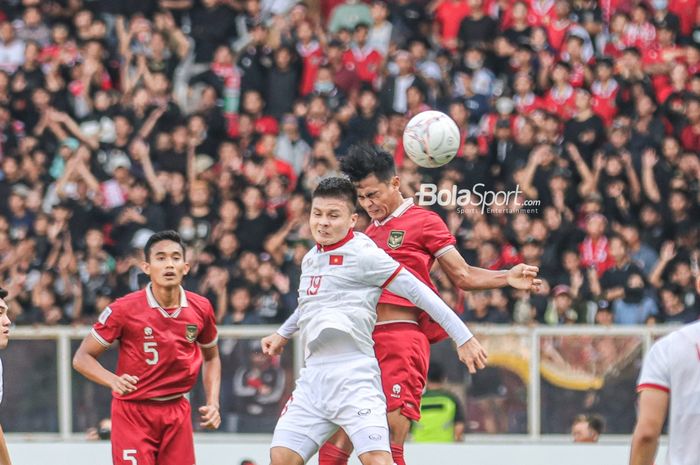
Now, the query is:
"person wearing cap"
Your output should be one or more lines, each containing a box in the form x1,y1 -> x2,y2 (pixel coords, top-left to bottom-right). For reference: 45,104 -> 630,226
545,284 -> 581,324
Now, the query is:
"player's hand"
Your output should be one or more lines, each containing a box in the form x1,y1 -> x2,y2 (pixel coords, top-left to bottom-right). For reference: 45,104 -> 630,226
198,405 -> 221,430
507,264 -> 542,292
110,374 -> 139,395
261,333 -> 289,356
457,337 -> 488,374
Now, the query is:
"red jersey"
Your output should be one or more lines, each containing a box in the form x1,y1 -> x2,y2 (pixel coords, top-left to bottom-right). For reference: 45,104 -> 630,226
669,0 -> 698,36
544,84 -> 576,119
434,0 -> 471,48
342,46 -> 383,85
364,199 -> 457,343
297,40 -> 325,96
92,285 -> 218,401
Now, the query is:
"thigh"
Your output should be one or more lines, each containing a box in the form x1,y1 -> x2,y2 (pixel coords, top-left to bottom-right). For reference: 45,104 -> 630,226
111,400 -> 158,465
272,393 -> 337,462
157,398 -> 195,465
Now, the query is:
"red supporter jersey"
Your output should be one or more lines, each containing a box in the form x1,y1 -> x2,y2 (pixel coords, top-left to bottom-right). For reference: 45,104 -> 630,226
364,199 -> 457,343
91,285 -> 218,401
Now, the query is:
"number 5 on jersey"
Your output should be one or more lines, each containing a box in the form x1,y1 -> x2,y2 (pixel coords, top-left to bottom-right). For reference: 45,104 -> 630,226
144,342 -> 158,365
123,450 -> 137,464
306,276 -> 322,295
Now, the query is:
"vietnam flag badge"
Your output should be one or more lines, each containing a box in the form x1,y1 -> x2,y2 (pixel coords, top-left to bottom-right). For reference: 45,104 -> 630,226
329,255 -> 344,266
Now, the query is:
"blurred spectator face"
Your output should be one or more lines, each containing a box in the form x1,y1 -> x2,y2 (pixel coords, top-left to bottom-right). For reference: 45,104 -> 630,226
218,232 -> 239,256
604,154 -> 624,176
114,116 -> 133,139
203,0 -> 219,8
670,63 -> 688,85
231,288 -> 251,313
274,47 -> 292,70
470,291 -> 491,312
660,288 -> 681,311
555,0 -> 570,17
178,217 -> 196,243
662,136 -> 681,162
640,204 -> 661,227
631,5 -> 648,23
128,183 -> 150,206
86,229 -> 104,251
521,241 -> 542,262
514,74 -> 533,95
406,85 -> 425,108
552,63 -> 570,85
595,62 -> 612,81
609,236 -> 627,262
462,140 -> 479,159
189,181 -> 210,207
242,187 -> 264,211
51,23 -> 69,44
595,307 -> 613,325
572,419 -> 599,442
669,191 -> 688,214
477,242 -> 498,266
32,88 -> 50,109
686,99 -> 700,124
359,90 -> 378,114
296,21 -> 313,43
353,25 -> 369,46
562,250 -> 581,272
238,251 -> 260,273
575,90 -> 591,112
243,90 -> 264,116
585,214 -> 606,237
512,1 -> 528,20
635,94 -> 656,118
188,114 -> 207,138
395,52 -> 413,75
74,10 -> 92,30
671,262 -> 692,288
624,274 -> 645,303
449,101 -> 468,126
219,200 -> 241,223
0,22 -> 15,43
8,192 -> 25,214
530,219 -> 548,242
531,28 -> 549,50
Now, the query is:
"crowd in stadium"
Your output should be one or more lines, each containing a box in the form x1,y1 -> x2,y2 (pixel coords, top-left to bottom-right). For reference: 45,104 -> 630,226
0,0 -> 697,327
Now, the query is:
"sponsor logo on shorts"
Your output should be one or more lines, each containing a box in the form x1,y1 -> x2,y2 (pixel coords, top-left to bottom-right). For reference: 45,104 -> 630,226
391,384 -> 401,399
357,408 -> 371,416
369,434 -> 382,441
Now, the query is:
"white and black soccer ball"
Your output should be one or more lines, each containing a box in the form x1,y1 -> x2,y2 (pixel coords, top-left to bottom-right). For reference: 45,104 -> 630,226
402,110 -> 460,168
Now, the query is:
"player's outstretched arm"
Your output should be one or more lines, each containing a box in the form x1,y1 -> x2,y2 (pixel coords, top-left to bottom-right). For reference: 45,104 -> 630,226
386,269 -> 488,373
437,248 -> 541,292
72,334 -> 139,395
199,345 -> 222,430
261,307 -> 300,356
0,423 -> 12,465
630,389 -> 669,465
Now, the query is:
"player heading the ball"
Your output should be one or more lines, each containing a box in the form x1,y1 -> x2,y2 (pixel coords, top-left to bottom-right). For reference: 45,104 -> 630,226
73,230 -> 221,465
261,177 -> 487,465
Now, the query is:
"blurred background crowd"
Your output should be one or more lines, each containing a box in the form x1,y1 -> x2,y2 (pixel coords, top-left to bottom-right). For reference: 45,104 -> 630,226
0,0 -> 697,329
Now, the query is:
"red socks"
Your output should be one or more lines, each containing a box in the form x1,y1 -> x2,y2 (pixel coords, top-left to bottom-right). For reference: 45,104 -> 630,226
390,443 -> 405,465
318,442 -> 350,465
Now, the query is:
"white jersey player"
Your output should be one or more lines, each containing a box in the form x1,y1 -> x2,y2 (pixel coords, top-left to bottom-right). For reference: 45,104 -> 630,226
0,287 -> 13,465
630,276 -> 700,465
262,177 -> 487,465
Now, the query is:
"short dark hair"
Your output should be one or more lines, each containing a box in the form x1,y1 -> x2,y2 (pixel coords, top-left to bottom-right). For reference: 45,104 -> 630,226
144,230 -> 186,262
340,144 -> 396,183
0,287 -> 7,299
312,177 -> 357,211
573,414 -> 604,434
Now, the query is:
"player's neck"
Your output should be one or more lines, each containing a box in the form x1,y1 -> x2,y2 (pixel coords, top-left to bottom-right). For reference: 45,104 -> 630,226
385,194 -> 405,216
151,283 -> 182,309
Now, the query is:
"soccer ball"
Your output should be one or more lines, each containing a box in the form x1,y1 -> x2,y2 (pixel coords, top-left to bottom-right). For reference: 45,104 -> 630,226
403,110 -> 460,168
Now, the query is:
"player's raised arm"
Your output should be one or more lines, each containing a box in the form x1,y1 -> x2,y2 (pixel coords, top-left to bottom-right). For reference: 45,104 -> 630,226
385,269 -> 487,373
73,333 -> 139,395
437,247 -> 542,292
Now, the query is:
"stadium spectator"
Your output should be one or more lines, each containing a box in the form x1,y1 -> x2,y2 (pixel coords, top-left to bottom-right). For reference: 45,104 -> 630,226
571,413 -> 604,442
412,362 -> 466,442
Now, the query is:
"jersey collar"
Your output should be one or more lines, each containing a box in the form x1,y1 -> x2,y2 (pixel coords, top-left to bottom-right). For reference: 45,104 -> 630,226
374,197 -> 414,226
146,283 -> 189,318
316,229 -> 354,252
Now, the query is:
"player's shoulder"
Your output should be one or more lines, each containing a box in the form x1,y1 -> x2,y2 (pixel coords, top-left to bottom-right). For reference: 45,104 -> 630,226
184,290 -> 214,311
109,289 -> 147,311
351,232 -> 382,250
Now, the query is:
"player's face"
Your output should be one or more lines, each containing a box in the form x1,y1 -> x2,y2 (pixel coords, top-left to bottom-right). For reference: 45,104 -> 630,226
142,240 -> 190,288
571,421 -> 597,442
355,175 -> 401,222
0,298 -> 10,349
310,197 -> 358,246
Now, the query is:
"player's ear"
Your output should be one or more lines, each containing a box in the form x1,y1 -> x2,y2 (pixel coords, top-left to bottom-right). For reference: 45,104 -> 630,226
349,212 -> 358,228
391,176 -> 401,190
140,260 -> 150,276
183,262 -> 190,276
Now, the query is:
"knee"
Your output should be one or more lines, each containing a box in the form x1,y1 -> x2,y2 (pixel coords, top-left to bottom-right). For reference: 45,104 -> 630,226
270,447 -> 295,465
361,451 -> 394,465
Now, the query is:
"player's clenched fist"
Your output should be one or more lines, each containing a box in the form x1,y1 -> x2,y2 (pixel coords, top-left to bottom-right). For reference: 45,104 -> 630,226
198,405 -> 221,430
110,374 -> 139,395
456,337 -> 488,374
261,333 -> 289,356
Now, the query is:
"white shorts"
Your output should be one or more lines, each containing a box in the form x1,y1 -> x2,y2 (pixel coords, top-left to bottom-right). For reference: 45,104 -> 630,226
271,352 -> 391,462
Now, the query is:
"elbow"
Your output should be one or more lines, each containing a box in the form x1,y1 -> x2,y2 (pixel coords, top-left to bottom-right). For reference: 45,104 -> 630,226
72,352 -> 83,372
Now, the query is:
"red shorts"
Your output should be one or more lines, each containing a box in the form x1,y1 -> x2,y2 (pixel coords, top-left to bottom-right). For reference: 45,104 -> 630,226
111,396 -> 194,465
373,322 -> 430,421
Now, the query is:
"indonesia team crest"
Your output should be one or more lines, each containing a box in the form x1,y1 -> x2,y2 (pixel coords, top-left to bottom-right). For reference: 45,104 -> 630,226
185,324 -> 198,343
387,230 -> 405,249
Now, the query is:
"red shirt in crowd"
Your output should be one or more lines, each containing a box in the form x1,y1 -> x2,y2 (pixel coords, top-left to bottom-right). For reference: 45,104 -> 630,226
669,0 -> 699,36
591,79 -> 619,126
297,40 -> 325,96
434,0 -> 472,49
527,0 -> 557,26
342,45 -> 383,85
544,84 -> 576,118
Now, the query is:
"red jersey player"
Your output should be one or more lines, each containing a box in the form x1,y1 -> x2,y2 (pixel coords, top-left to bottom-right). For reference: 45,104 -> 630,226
318,145 -> 541,465
0,287 -> 13,465
73,231 -> 221,465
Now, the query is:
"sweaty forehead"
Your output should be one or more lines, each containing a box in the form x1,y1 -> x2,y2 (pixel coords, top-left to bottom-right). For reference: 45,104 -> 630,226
312,197 -> 350,211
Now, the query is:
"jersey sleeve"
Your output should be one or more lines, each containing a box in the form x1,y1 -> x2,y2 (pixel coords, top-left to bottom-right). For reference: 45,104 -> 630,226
91,304 -> 123,347
358,243 -> 403,288
197,300 -> 219,348
421,211 -> 457,258
637,337 -> 671,393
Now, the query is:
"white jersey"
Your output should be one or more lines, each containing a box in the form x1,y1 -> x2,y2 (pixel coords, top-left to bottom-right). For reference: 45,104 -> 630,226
637,321 -> 700,465
296,231 -> 402,358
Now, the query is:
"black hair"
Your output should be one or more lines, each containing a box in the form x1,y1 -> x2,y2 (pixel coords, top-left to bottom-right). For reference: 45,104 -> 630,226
143,230 -> 186,262
312,177 -> 357,210
427,362 -> 445,383
340,144 -> 396,183
587,415 -> 605,435
0,287 -> 7,299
